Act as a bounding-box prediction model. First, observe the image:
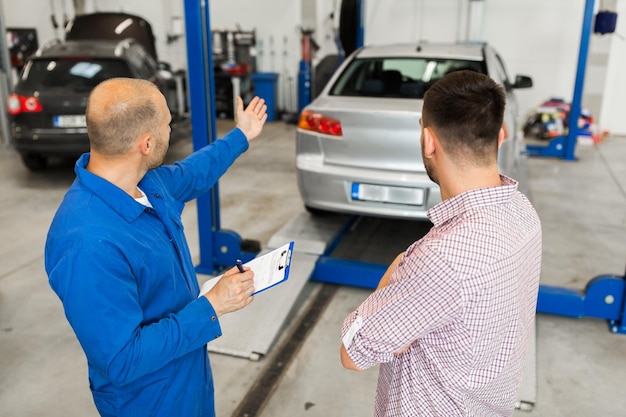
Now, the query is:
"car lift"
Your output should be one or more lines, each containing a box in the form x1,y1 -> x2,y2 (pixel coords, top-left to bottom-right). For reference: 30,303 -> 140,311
525,0 -> 626,334
314,2 -> 626,337
182,0 -> 623,412
525,0 -> 593,161
184,0 -> 332,361
183,0 -> 626,359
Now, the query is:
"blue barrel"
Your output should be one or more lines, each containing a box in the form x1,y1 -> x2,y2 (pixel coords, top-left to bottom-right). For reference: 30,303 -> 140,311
250,72 -> 279,122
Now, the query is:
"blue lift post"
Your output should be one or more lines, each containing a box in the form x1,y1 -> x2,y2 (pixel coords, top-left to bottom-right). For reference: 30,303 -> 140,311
183,0 -> 259,275
525,0 -> 595,161
297,30 -> 313,114
538,274 -> 626,334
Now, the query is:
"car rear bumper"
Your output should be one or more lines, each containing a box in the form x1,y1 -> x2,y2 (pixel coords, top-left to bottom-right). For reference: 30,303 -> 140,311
11,127 -> 90,156
296,154 -> 441,220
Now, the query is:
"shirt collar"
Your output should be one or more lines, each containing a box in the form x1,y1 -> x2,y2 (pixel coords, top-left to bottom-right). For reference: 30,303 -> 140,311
427,175 -> 518,226
74,153 -> 148,222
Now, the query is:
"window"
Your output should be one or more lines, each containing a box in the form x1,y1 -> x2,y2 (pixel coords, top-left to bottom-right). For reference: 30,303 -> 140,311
21,58 -> 132,90
330,57 -> 486,99
127,45 -> 158,80
493,53 -> 513,91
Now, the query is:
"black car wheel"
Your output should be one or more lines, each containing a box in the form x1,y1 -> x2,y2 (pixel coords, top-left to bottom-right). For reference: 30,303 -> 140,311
523,114 -> 547,140
21,153 -> 49,171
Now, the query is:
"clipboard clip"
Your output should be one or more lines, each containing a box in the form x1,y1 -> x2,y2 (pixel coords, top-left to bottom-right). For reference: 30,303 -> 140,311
277,249 -> 291,270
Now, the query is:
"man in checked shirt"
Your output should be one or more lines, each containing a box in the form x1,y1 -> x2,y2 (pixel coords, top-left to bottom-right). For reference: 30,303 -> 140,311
340,70 -> 542,417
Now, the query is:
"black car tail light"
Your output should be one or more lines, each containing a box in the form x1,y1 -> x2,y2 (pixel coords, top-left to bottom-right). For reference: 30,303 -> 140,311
298,110 -> 343,137
7,94 -> 43,115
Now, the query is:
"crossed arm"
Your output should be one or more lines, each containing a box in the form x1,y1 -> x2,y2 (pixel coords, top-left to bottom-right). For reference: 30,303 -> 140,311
340,252 -> 405,371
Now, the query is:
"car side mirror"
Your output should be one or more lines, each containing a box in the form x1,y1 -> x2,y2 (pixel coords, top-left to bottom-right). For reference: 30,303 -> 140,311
513,75 -> 533,89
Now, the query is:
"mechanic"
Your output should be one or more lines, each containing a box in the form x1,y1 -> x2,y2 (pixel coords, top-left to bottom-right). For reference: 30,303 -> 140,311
45,77 -> 267,417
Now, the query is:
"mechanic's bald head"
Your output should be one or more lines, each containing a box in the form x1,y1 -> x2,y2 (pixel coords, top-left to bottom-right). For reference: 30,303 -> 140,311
86,78 -> 163,155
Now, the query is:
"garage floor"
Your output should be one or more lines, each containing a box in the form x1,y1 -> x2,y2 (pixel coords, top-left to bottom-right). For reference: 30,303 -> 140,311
1,120 -> 626,417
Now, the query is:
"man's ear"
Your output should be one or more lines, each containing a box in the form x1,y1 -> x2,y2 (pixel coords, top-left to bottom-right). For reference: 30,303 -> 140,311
497,126 -> 506,150
422,127 -> 436,159
139,134 -> 152,156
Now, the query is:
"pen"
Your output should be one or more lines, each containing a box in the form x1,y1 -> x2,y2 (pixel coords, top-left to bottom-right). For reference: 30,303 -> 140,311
235,259 -> 245,273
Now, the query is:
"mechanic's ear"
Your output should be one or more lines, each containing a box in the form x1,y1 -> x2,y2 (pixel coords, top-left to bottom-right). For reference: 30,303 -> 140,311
139,134 -> 152,155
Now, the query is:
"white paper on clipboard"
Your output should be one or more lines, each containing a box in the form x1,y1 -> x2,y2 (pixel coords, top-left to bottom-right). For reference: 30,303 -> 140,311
200,241 -> 294,296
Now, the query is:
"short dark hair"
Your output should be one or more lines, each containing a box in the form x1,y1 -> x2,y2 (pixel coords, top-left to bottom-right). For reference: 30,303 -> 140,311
422,70 -> 506,165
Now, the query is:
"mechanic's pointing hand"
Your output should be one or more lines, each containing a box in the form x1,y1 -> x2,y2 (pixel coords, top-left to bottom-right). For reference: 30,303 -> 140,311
235,96 -> 268,141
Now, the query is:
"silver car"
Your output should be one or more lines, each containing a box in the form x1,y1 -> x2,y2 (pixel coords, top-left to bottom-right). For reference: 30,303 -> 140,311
296,42 -> 532,219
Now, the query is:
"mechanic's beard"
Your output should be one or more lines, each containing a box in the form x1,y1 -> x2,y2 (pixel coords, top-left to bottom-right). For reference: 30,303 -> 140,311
146,138 -> 169,170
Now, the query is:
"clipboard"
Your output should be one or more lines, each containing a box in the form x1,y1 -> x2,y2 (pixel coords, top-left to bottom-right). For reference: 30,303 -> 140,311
200,241 -> 294,296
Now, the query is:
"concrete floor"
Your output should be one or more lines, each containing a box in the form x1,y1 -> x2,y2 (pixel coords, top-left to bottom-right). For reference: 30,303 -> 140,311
1,120 -> 626,417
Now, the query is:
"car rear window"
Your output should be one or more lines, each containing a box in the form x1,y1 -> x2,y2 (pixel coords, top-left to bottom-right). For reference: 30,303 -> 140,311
329,57 -> 486,99
19,58 -> 132,90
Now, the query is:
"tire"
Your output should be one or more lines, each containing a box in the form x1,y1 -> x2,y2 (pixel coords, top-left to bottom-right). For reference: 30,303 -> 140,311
313,54 -> 341,98
21,153 -> 48,171
523,120 -> 546,140
241,238 -> 261,254
305,205 -> 333,217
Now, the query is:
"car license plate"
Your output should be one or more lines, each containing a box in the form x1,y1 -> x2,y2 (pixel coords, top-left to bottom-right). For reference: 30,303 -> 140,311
351,183 -> 424,206
53,115 -> 86,128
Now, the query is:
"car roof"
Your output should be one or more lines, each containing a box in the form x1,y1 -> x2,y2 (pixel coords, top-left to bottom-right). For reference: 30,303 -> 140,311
34,39 -> 137,59
65,12 -> 158,61
354,42 -> 487,61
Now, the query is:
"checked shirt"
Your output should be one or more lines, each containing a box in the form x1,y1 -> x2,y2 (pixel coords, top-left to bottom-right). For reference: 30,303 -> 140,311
342,176 -> 542,417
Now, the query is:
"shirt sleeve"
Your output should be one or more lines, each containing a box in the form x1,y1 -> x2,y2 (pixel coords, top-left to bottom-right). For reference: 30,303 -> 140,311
153,127 -> 249,203
48,244 -> 222,387
341,243 -> 463,370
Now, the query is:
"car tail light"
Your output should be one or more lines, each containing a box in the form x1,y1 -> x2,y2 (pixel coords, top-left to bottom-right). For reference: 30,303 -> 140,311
7,94 -> 43,115
6,95 -> 21,115
298,110 -> 343,136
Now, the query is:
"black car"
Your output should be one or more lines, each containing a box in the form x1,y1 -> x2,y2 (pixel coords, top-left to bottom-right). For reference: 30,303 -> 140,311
7,38 -> 172,170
